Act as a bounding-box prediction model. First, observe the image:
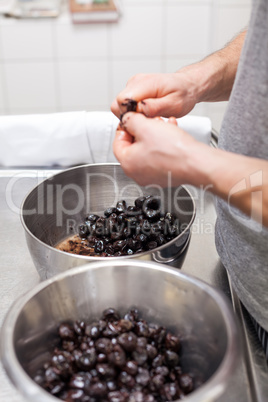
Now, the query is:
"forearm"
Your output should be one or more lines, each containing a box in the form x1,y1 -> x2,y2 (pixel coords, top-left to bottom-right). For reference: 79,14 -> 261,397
185,141 -> 268,226
114,112 -> 268,226
178,29 -> 247,103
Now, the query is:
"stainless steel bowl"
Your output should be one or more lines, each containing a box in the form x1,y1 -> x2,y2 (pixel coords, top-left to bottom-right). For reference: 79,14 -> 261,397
0,260 -> 241,402
21,163 -> 195,280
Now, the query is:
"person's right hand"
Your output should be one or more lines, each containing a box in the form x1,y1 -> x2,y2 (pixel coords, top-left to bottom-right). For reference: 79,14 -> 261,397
113,112 -> 202,188
111,71 -> 199,120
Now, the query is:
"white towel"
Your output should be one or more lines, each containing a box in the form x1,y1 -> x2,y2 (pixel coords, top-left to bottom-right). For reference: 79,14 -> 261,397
0,111 -> 212,167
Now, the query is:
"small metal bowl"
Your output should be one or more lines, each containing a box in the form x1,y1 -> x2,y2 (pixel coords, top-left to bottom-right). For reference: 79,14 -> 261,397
0,260 -> 241,402
21,163 -> 196,280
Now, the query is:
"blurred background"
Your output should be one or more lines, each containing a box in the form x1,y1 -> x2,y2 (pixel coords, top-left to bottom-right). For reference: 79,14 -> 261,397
0,0 -> 251,132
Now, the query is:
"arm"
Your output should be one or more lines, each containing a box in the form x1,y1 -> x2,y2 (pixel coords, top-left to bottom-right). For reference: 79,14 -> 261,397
111,30 -> 247,119
114,113 -> 268,227
178,29 -> 246,103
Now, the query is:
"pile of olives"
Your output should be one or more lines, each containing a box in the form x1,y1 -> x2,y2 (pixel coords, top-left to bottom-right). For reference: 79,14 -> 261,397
78,196 -> 181,257
33,308 -> 194,401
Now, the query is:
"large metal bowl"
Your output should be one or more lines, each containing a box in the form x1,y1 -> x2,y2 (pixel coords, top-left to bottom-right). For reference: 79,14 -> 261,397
21,163 -> 195,280
0,260 -> 241,402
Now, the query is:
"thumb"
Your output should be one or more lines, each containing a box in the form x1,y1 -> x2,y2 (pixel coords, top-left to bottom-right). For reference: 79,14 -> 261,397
121,112 -> 162,139
137,98 -> 169,118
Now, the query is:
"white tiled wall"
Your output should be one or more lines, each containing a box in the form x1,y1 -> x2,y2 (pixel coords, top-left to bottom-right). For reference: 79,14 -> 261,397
0,0 -> 252,132
165,4 -> 212,57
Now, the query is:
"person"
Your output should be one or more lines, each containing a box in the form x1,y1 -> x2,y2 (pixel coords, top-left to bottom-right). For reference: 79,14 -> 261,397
111,0 -> 268,359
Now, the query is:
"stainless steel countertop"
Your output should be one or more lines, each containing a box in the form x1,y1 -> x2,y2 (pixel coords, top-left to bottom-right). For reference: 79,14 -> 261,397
0,169 -> 267,402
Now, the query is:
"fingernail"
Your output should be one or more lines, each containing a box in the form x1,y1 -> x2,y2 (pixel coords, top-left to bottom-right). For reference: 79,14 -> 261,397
121,114 -> 130,128
116,130 -> 127,140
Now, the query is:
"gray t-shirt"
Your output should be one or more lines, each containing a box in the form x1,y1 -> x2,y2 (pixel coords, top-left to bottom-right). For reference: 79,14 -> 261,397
215,0 -> 268,331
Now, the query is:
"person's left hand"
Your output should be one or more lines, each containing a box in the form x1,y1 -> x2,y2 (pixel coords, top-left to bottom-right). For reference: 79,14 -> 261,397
113,113 -> 200,187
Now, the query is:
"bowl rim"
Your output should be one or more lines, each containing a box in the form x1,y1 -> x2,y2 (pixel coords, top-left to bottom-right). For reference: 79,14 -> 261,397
20,163 -> 196,261
0,260 -> 241,402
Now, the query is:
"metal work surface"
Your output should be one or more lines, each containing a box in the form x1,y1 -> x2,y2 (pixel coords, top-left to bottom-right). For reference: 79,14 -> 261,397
0,169 -> 267,402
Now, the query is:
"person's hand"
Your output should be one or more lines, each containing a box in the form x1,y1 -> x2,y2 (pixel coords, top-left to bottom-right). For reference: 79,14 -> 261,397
113,113 -> 200,187
111,31 -> 247,120
111,71 -> 199,120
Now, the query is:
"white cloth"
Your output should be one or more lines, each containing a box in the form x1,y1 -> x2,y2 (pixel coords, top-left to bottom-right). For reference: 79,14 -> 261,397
0,111 -> 212,167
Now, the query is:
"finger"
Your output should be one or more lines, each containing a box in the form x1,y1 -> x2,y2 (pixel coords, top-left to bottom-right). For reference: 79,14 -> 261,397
115,95 -> 137,117
168,116 -> 178,126
113,96 -> 168,120
115,74 -> 158,114
113,128 -> 134,162
136,97 -> 179,118
115,74 -> 167,117
111,98 -> 121,118
121,112 -> 168,140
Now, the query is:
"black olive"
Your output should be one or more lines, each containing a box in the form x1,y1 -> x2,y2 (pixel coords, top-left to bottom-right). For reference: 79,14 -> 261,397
121,227 -> 130,239
165,211 -> 175,224
87,222 -> 97,236
136,233 -> 148,244
116,200 -> 127,214
58,323 -> 75,340
105,245 -> 115,256
95,337 -> 112,354
141,219 -> 151,234
117,331 -> 137,352
110,231 -> 123,241
121,98 -> 137,114
85,322 -> 100,338
117,213 -> 126,224
78,223 -> 89,238
125,216 -> 138,228
165,350 -> 179,367
73,194 -> 183,257
87,235 -> 97,246
179,373 -> 194,394
147,241 -> 158,250
94,239 -> 105,254
87,214 -> 99,223
113,239 -> 127,251
124,360 -> 138,376
104,207 -> 117,217
126,206 -> 141,216
34,308 -> 195,400
102,308 -> 120,322
156,234 -> 166,247
134,196 -> 146,209
165,332 -> 180,352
